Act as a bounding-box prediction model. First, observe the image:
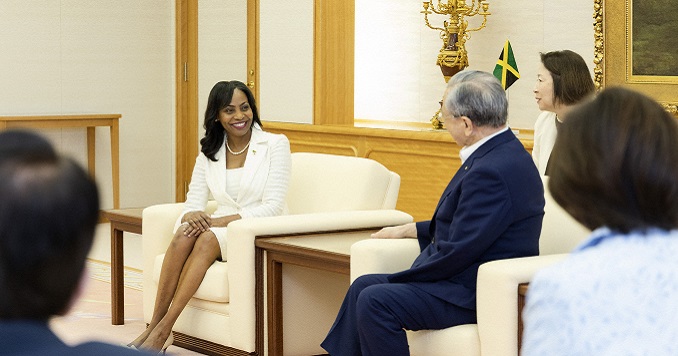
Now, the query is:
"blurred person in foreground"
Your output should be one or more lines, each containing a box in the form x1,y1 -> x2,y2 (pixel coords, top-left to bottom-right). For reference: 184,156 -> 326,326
522,87 -> 678,355
0,129 -> 149,355
321,70 -> 544,356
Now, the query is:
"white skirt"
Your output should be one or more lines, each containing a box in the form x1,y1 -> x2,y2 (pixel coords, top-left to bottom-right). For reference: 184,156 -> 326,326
173,217 -> 229,261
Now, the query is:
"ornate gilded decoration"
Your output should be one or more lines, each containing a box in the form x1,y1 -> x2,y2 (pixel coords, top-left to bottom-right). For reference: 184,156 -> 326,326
422,0 -> 491,129
593,0 -> 604,90
596,0 -> 678,117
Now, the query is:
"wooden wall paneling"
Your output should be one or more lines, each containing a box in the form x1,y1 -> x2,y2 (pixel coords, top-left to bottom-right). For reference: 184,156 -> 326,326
247,0 -> 259,99
363,142 -> 460,222
313,0 -> 355,126
175,0 -> 199,202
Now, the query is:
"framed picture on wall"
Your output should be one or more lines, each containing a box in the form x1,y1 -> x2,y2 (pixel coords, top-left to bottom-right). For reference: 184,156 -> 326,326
595,0 -> 678,115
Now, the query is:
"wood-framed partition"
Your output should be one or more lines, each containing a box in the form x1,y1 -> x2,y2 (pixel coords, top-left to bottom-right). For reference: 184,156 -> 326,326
175,0 -> 355,202
175,0 -> 199,201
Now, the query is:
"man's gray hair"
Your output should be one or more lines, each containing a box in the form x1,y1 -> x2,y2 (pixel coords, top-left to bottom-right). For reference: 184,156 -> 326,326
444,70 -> 508,128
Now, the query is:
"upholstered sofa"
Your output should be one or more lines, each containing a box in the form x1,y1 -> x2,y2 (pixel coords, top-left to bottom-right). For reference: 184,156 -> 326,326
142,152 -> 413,355
350,176 -> 590,355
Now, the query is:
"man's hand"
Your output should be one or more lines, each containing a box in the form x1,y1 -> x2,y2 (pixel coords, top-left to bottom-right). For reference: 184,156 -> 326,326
371,223 -> 417,239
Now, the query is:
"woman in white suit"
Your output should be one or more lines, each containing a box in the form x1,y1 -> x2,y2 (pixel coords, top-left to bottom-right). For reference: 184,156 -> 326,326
129,80 -> 291,352
532,50 -> 594,175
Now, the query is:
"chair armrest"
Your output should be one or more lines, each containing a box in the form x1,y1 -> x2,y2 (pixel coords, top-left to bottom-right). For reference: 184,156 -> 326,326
141,202 -> 218,293
224,209 -> 413,351
476,254 -> 568,356
349,239 -> 420,283
142,203 -> 185,283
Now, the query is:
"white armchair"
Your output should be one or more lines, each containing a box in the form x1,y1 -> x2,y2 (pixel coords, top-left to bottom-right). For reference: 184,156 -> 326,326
350,176 -> 589,356
142,152 -> 412,355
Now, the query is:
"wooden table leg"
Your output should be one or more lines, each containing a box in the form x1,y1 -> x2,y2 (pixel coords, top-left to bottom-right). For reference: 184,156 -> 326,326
110,224 -> 125,325
86,127 -> 96,178
267,253 -> 284,355
110,122 -> 120,209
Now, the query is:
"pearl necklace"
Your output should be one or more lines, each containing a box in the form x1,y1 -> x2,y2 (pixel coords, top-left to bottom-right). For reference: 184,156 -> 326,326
226,139 -> 250,155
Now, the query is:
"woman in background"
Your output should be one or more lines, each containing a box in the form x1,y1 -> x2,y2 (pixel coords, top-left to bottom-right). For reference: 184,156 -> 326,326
532,50 -> 595,175
129,80 -> 291,352
522,87 -> 678,355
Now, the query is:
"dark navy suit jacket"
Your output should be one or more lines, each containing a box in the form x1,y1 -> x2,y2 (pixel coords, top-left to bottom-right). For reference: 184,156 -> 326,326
0,320 -> 151,355
388,129 -> 544,310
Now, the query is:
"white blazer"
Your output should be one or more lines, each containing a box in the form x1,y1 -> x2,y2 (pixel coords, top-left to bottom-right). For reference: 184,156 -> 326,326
182,126 -> 291,220
532,111 -> 558,176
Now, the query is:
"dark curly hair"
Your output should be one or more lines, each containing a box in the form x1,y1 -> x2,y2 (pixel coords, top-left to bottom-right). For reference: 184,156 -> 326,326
200,81 -> 263,161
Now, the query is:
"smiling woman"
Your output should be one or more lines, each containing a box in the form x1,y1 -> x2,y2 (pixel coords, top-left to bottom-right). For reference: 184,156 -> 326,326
128,80 -> 292,353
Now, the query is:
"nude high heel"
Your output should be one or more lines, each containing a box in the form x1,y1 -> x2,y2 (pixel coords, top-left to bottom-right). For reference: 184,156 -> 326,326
159,333 -> 174,354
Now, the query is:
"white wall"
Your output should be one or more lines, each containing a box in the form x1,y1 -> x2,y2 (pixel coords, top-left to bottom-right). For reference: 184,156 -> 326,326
0,1 -> 175,209
354,0 -> 595,129
198,0 -> 248,141
258,0 -> 315,124
237,0 -> 595,130
0,0 -> 596,211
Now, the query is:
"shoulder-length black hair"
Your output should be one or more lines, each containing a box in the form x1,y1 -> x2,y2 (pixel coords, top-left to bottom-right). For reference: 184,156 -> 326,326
200,80 -> 263,161
540,50 -> 595,106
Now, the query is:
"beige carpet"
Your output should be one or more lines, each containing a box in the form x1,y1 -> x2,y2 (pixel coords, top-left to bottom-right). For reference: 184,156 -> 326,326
50,261 -> 204,355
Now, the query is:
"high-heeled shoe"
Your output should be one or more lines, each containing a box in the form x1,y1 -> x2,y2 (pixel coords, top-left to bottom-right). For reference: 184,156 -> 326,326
159,333 -> 174,354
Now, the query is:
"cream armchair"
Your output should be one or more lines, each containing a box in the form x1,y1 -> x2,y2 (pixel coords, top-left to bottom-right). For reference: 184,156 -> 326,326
142,152 -> 412,355
350,176 -> 590,356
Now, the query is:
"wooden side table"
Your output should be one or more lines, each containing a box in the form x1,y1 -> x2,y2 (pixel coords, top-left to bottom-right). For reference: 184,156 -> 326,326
100,208 -> 144,325
255,229 -> 377,355
0,114 -> 122,208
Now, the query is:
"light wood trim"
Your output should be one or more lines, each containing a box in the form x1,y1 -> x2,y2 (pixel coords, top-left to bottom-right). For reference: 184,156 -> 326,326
247,0 -> 259,100
313,0 -> 355,125
175,0 -> 199,202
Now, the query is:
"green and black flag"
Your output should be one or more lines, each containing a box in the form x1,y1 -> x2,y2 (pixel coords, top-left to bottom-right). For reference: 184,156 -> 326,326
493,40 -> 520,90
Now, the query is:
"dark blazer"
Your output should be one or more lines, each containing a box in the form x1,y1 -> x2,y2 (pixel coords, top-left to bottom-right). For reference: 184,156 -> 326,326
388,129 -> 544,310
0,320 -> 151,355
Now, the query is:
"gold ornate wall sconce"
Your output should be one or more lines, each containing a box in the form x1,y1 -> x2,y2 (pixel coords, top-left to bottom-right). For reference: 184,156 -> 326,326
422,0 -> 491,128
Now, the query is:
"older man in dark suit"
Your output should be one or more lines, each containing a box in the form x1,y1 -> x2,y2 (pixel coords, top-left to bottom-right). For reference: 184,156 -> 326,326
322,70 -> 545,356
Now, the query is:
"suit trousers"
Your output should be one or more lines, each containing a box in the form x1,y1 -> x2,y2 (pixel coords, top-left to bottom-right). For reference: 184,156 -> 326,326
321,274 -> 476,356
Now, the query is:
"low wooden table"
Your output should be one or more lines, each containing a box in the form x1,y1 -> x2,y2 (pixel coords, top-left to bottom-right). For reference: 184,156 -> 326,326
255,229 -> 377,355
100,208 -> 144,325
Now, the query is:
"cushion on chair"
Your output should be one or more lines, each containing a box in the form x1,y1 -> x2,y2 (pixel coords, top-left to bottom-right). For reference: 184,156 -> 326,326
287,153 -> 399,214
539,176 -> 589,254
406,324 -> 480,356
153,254 -> 230,303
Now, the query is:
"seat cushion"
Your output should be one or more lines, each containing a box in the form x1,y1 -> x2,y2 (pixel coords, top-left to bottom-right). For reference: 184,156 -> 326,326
153,254 -> 230,303
406,324 -> 480,356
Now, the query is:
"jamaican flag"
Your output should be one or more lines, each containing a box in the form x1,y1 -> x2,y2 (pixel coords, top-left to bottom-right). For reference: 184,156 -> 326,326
493,40 -> 520,90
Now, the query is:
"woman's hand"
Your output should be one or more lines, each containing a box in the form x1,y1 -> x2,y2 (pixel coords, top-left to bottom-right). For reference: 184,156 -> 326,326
371,223 -> 418,239
182,211 -> 212,237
